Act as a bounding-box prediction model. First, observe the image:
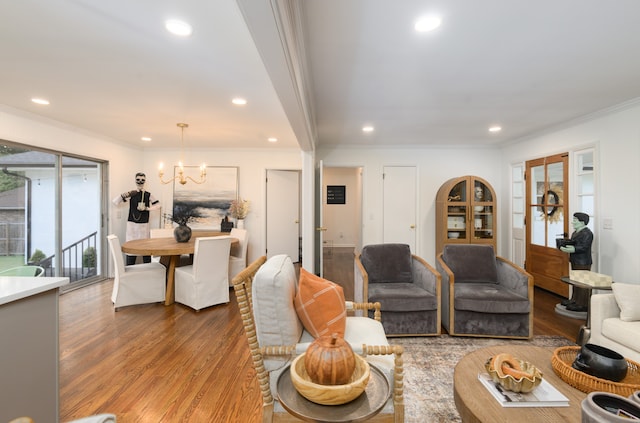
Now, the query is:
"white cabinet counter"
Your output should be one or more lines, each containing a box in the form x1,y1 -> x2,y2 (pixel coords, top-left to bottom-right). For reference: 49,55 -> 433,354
0,276 -> 69,423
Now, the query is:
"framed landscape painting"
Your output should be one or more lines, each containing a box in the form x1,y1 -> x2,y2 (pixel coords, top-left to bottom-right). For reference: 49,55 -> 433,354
172,166 -> 238,228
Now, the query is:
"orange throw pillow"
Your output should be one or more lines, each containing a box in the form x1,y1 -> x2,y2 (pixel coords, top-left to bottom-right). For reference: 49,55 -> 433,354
294,268 -> 347,338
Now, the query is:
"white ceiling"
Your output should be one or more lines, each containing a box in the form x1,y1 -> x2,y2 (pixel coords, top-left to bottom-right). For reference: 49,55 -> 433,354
2,0 -> 640,151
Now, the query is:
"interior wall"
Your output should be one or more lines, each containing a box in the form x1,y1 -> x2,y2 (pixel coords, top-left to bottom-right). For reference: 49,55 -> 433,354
501,101 -> 640,284
322,167 -> 361,248
316,146 -> 502,264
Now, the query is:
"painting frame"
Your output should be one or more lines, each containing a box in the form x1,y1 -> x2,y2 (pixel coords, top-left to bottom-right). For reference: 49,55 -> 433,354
172,166 -> 238,229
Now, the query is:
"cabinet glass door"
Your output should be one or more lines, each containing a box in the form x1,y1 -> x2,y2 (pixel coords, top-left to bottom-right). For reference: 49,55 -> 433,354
446,180 -> 467,240
472,180 -> 493,241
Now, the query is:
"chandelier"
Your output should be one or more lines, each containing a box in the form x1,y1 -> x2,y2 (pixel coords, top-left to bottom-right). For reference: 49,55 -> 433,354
158,123 -> 206,185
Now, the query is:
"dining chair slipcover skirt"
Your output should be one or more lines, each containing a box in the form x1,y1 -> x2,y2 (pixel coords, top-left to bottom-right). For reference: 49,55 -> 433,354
107,234 -> 166,310
174,236 -> 232,311
228,228 -> 249,284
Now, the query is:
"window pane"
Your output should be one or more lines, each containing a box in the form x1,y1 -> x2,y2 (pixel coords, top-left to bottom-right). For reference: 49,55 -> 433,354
62,157 -> 101,282
531,208 -> 546,246
578,173 -> 594,195
578,151 -> 594,173
0,147 -> 57,273
579,195 -> 595,216
513,212 -> 523,229
531,165 -> 544,205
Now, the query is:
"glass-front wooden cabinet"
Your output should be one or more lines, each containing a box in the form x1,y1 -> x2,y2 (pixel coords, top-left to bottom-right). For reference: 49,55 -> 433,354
436,175 -> 497,253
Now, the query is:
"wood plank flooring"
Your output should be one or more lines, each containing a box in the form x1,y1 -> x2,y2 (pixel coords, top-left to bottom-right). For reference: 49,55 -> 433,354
59,248 -> 583,422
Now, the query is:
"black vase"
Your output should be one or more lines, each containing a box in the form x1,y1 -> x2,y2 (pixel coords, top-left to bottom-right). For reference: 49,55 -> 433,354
572,343 -> 628,382
173,224 -> 192,243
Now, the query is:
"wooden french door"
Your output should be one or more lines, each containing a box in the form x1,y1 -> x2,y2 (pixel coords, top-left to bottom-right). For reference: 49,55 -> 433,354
525,153 -> 570,296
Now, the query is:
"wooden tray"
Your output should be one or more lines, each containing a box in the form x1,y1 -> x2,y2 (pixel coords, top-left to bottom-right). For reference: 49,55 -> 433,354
552,346 -> 640,396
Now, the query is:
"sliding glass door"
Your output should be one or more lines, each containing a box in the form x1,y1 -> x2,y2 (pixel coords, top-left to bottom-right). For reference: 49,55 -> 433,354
0,141 -> 106,289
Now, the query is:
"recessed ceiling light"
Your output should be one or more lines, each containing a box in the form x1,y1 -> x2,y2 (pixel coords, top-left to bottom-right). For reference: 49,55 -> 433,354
362,125 -> 375,133
489,126 -> 502,133
415,16 -> 442,32
232,98 -> 247,106
165,19 -> 192,37
31,98 -> 50,105
267,137 -> 278,143
141,137 -> 152,142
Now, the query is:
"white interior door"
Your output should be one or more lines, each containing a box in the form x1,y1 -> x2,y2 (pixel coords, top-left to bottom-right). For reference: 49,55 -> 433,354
315,161 -> 325,276
266,170 -> 300,260
511,163 -> 526,267
383,166 -> 417,252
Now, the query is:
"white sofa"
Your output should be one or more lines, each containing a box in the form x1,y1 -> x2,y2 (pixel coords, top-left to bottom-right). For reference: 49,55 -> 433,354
589,291 -> 640,363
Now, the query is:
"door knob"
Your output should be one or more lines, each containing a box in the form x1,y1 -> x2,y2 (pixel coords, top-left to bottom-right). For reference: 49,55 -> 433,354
316,227 -> 327,232
410,224 -> 415,229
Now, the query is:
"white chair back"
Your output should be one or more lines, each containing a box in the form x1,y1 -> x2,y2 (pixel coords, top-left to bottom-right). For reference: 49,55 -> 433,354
192,237 -> 231,281
174,236 -> 231,310
107,233 -> 166,310
107,234 -> 125,279
150,228 -> 174,238
230,228 -> 249,259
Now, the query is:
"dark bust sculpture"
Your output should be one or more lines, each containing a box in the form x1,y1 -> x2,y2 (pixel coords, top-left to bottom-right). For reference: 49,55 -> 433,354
559,212 -> 593,312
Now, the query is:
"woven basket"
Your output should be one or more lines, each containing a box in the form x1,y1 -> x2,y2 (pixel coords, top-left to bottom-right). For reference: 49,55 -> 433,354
552,346 -> 640,396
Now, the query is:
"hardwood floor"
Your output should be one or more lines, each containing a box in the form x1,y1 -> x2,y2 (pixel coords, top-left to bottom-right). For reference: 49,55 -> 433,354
59,248 -> 583,422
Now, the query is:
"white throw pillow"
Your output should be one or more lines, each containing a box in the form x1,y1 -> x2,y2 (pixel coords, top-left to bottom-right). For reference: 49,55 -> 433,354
612,282 -> 640,322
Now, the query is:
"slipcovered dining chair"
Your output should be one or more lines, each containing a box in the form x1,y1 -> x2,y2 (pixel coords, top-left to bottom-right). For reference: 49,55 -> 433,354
174,236 -> 231,311
107,234 -> 166,311
228,228 -> 249,284
355,243 -> 441,336
232,254 -> 405,423
436,244 -> 533,339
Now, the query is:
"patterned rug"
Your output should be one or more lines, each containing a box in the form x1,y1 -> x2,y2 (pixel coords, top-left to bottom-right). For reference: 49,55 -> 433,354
393,335 -> 576,422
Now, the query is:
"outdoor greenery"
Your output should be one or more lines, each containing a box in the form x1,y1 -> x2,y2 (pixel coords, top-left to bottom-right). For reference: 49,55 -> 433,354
29,248 -> 46,263
0,146 -> 28,192
83,247 -> 97,268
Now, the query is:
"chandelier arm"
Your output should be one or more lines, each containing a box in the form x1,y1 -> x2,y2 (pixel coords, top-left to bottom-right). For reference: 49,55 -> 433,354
185,175 -> 206,184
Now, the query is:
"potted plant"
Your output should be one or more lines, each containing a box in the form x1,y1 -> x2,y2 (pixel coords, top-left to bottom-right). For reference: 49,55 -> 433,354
163,205 -> 204,242
229,198 -> 250,229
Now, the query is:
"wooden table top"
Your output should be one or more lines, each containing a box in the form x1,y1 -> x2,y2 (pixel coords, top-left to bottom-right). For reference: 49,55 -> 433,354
121,231 -> 237,256
454,345 -> 586,422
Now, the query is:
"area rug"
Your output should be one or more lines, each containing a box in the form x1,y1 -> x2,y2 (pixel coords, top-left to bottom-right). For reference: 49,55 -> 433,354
393,335 -> 576,422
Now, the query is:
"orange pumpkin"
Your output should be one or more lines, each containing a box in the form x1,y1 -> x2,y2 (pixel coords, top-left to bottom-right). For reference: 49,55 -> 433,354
304,333 -> 356,385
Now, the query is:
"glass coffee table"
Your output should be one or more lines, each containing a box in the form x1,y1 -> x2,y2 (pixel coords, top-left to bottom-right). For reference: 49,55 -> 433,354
276,362 -> 390,422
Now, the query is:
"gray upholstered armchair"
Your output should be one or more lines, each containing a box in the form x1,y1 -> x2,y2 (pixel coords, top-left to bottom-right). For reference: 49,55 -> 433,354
355,243 -> 441,336
436,244 -> 533,339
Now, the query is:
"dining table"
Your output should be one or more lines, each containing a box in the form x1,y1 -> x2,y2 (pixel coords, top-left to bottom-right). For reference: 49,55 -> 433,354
121,230 -> 238,305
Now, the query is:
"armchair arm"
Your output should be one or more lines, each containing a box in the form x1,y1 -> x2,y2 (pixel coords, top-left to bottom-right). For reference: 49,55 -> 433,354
496,256 -> 532,299
346,301 -> 382,321
436,253 -> 453,332
354,251 -> 368,303
411,254 -> 440,295
590,293 -> 620,343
